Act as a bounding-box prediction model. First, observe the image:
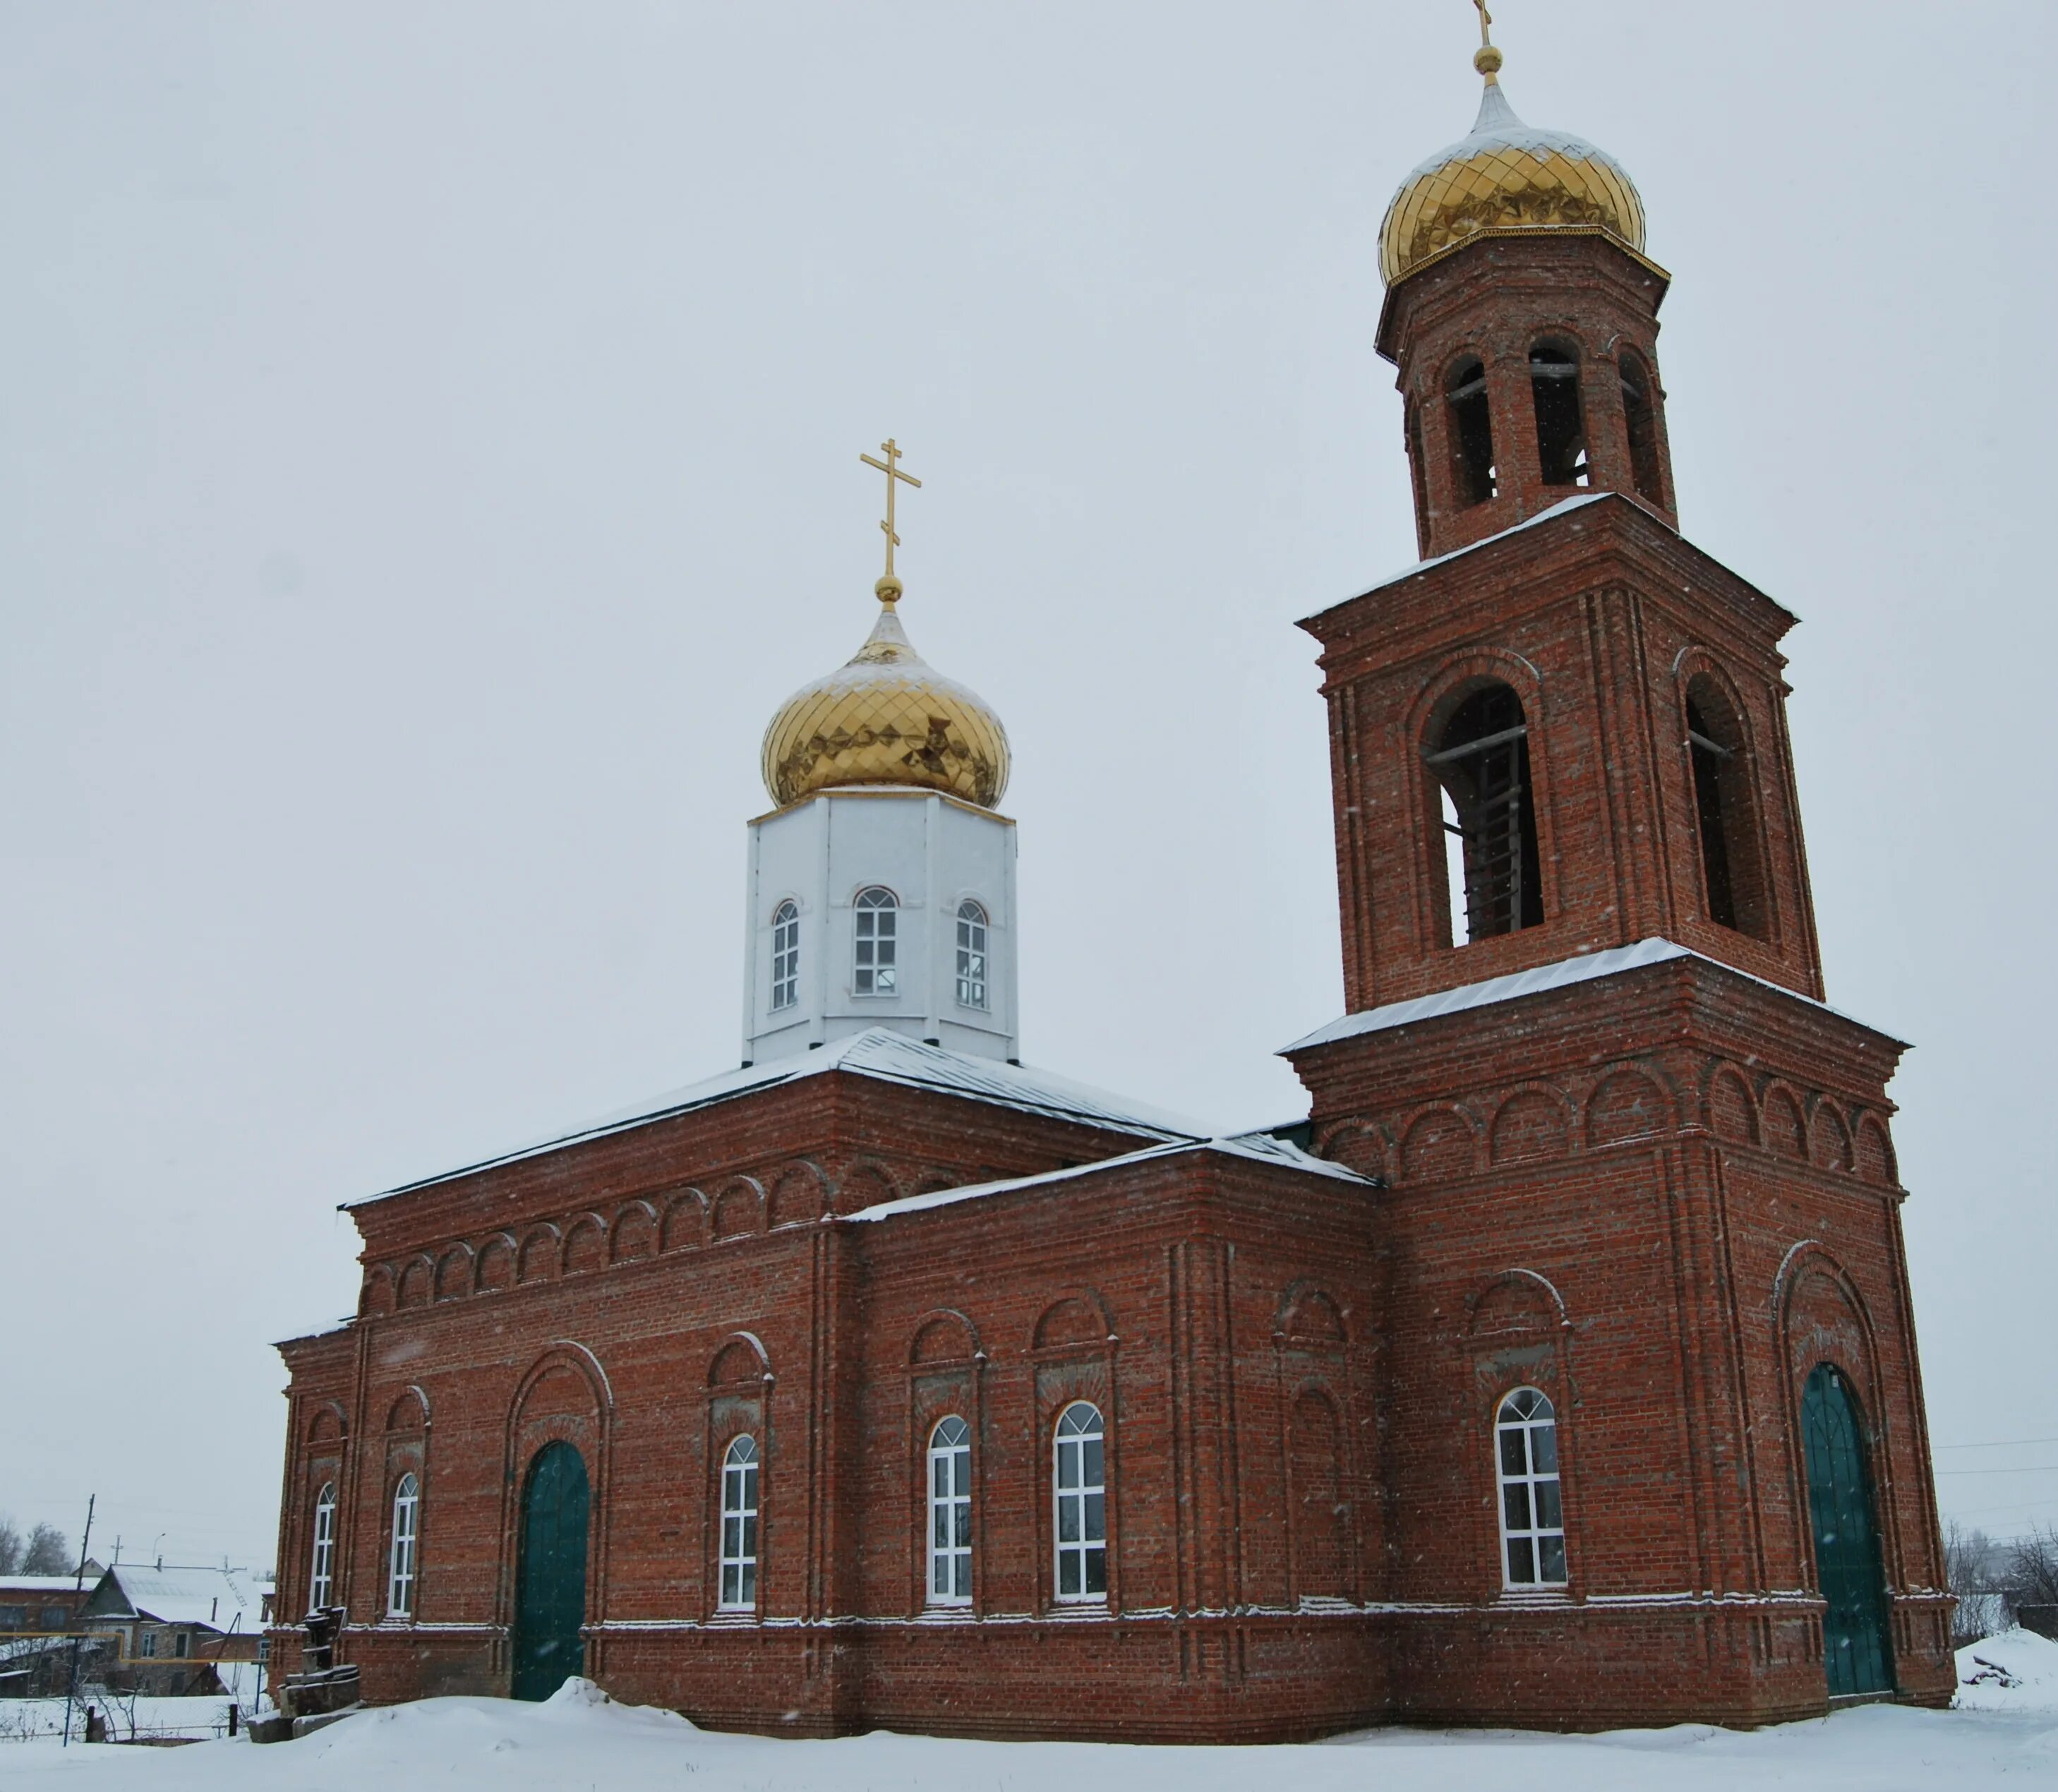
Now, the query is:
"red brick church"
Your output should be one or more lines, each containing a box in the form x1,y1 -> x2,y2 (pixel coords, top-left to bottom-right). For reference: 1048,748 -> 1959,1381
270,26 -> 1955,1739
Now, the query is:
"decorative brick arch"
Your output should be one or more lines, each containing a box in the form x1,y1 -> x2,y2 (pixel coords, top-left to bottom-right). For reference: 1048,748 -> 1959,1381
1467,1266 -> 1570,1337
1855,1114 -> 1898,1187
1584,1064 -> 1675,1148
1277,1282 -> 1349,1345
385,1386 -> 430,1432
910,1309 -> 982,1366
561,1213 -> 608,1274
1315,1119 -> 1390,1181
517,1225 -> 560,1285
435,1244 -> 473,1302
708,1331 -> 774,1388
704,1335 -> 773,1618
1284,1381 -> 1355,1604
767,1160 -> 831,1229
659,1189 -> 706,1253
1396,1102 -> 1484,1184
609,1201 -> 658,1263
1671,648 -> 1781,945
710,1177 -> 766,1241
1031,1287 -> 1115,1352
1466,1268 -> 1579,1601
396,1256 -> 434,1309
1488,1083 -> 1573,1165
304,1400 -> 349,1445
1808,1099 -> 1855,1173
835,1159 -> 901,1214
1704,1062 -> 1760,1146
360,1267 -> 395,1317
475,1233 -> 517,1293
1759,1081 -> 1807,1158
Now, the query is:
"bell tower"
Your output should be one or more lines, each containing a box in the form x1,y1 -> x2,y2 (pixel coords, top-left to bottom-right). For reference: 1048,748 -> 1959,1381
1285,19 -> 1954,1726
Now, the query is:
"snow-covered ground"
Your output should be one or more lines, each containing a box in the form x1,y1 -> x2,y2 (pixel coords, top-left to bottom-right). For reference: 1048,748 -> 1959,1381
4,1632 -> 2057,1790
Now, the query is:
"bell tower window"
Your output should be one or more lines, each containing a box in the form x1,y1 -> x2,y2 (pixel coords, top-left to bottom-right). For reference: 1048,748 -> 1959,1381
1685,676 -> 1769,939
1445,357 -> 1496,506
853,886 -> 898,995
1428,682 -> 1544,944
1620,351 -> 1664,502
770,901 -> 800,1011
1529,342 -> 1589,487
954,900 -> 988,1010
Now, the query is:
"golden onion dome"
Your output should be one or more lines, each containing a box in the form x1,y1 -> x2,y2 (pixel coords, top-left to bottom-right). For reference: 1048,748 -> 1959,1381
1379,70 -> 1647,289
761,580 -> 1011,810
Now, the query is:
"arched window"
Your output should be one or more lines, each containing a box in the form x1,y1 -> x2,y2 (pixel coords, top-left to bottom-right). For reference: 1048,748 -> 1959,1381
853,887 -> 898,996
927,1415 -> 973,1604
1429,682 -> 1544,943
1530,342 -> 1589,487
1496,1388 -> 1566,1587
719,1436 -> 759,1611
387,1474 -> 419,1617
1053,1402 -> 1107,1603
954,901 -> 988,1011
770,900 -> 800,1011
1619,350 -> 1663,502
308,1483 -> 337,1612
1445,356 -> 1496,506
1684,675 -> 1767,938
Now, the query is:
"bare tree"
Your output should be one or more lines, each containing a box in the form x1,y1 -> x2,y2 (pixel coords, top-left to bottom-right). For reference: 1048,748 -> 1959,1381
2006,1523 -> 2058,1613
1945,1519 -> 2005,1644
20,1524 -> 69,1575
0,1517 -> 22,1575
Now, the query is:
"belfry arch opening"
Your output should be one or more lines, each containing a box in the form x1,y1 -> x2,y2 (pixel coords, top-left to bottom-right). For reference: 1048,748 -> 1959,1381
1445,356 -> 1496,507
1684,674 -> 1768,938
1428,681 -> 1544,944
1620,350 -> 1664,502
1529,342 -> 1589,488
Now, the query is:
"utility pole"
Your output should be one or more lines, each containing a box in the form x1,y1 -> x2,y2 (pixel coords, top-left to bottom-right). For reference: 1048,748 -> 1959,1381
60,1495 -> 96,1749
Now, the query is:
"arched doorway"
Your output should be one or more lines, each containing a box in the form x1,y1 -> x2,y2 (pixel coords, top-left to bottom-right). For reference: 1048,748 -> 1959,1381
512,1441 -> 589,1701
1801,1364 -> 1893,1696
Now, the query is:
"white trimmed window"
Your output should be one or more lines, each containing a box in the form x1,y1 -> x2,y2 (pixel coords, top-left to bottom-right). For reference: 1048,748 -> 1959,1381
719,1435 -> 759,1611
309,1482 -> 337,1612
771,901 -> 800,1011
1496,1388 -> 1567,1587
927,1415 -> 972,1604
954,901 -> 988,1010
853,888 -> 898,995
387,1473 -> 419,1617
1053,1402 -> 1107,1602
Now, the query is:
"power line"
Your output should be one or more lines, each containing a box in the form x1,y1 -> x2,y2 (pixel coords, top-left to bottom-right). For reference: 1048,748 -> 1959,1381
1934,1464 -> 2058,1477
1933,1434 -> 2058,1451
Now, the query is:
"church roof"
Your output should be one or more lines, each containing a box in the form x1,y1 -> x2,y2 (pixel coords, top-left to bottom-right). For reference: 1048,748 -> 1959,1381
361,1028 -> 1223,1203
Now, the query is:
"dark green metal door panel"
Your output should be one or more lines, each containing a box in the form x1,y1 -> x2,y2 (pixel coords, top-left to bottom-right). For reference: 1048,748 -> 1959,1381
512,1441 -> 589,1702
1802,1364 -> 1894,1697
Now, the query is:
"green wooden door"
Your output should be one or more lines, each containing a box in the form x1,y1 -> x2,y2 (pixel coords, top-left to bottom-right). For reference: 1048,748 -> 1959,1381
1801,1364 -> 1893,1696
512,1441 -> 589,1701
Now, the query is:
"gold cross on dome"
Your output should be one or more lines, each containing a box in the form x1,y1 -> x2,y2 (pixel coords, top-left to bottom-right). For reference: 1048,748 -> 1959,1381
859,437 -> 922,589
1472,0 -> 1493,47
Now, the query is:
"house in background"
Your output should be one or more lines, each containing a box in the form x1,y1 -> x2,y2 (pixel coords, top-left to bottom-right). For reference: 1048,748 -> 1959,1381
83,1564 -> 267,1695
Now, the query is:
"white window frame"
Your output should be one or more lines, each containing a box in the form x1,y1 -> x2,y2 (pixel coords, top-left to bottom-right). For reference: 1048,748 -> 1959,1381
719,1435 -> 759,1611
853,887 -> 898,996
1052,1402 -> 1107,1604
954,900 -> 988,1011
387,1472 -> 419,1618
308,1482 -> 337,1612
1496,1387 -> 1567,1589
927,1415 -> 973,1606
770,900 -> 800,1011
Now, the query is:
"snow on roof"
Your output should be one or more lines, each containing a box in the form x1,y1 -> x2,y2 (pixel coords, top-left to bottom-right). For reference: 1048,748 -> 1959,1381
361,1029 -> 1212,1205
93,1565 -> 260,1633
0,1575 -> 91,1595
1284,937 -> 1897,1054
1301,493 -> 1613,625
846,1131 -> 1374,1226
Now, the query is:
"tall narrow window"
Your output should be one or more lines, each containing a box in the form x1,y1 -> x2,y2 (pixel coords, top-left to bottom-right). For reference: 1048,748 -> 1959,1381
954,901 -> 988,1010
387,1474 -> 419,1618
1620,350 -> 1663,502
1446,356 -> 1496,506
853,887 -> 898,995
1496,1388 -> 1567,1588
1531,343 -> 1589,486
1406,399 -> 1431,553
927,1415 -> 973,1604
308,1483 -> 337,1613
1053,1402 -> 1107,1603
770,900 -> 800,1011
1685,675 -> 1767,938
719,1436 -> 759,1611
1429,682 -> 1544,943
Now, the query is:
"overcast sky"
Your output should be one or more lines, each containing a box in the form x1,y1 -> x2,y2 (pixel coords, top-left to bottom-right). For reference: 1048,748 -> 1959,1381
3,1 -> 2052,1574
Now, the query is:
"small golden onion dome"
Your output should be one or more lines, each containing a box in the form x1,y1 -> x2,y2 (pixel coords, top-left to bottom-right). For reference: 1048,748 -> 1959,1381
1378,78 -> 1647,288
760,584 -> 1011,810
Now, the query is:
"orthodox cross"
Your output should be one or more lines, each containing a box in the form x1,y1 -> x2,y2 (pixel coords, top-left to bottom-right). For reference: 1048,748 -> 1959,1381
859,438 -> 922,587
1471,0 -> 1503,80
1472,0 -> 1493,48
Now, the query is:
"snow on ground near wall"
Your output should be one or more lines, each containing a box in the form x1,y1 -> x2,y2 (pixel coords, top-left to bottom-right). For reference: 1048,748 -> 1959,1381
1958,1625 -> 2058,1712
4,1659 -> 2058,1791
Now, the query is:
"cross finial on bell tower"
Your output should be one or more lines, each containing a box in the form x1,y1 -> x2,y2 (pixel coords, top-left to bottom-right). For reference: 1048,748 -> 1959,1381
858,436 -> 922,603
1471,0 -> 1503,82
